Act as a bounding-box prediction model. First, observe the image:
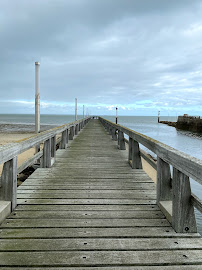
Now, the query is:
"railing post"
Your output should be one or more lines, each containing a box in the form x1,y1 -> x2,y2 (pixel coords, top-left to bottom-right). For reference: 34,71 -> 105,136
43,138 -> 51,168
131,139 -> 142,169
112,127 -> 117,141
0,157 -> 17,211
108,125 -> 112,135
118,130 -> 125,150
60,129 -> 67,149
69,126 -> 74,140
172,168 -> 197,233
78,123 -> 81,132
75,124 -> 78,135
156,157 -> 172,205
51,135 -> 56,164
128,137 -> 132,163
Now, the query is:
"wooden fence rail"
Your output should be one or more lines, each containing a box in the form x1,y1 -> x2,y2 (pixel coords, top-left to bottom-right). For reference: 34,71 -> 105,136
0,117 -> 91,211
99,117 -> 202,234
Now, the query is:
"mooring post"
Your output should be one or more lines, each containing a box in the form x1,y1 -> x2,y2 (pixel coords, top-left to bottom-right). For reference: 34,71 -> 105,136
35,61 -> 40,155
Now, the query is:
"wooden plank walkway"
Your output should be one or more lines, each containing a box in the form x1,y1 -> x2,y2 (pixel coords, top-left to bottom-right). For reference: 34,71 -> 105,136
0,119 -> 202,269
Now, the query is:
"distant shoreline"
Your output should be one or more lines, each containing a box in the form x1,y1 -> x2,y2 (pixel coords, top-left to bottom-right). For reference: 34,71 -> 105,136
0,123 -> 58,133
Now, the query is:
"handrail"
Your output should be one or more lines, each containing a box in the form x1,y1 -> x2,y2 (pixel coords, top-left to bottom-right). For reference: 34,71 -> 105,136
0,117 -> 91,211
0,117 -> 90,165
99,116 -> 202,234
99,117 -> 202,186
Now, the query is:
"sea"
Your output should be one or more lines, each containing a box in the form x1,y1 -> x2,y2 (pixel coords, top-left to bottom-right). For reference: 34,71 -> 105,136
0,114 -> 202,235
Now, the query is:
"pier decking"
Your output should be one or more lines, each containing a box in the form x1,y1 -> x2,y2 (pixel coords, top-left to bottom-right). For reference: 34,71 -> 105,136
0,119 -> 202,268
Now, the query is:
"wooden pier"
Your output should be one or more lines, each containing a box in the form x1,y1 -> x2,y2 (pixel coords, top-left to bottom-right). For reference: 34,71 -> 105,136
0,118 -> 202,268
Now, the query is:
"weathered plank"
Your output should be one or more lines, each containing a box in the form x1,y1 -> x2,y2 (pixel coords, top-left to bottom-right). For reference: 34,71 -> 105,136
0,238 -> 201,251
0,227 -> 199,238
0,119 -> 201,269
0,250 -> 202,266
1,219 -> 169,228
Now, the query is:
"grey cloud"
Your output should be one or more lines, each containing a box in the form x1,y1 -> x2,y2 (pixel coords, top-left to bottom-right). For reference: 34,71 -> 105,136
1,0 -> 202,115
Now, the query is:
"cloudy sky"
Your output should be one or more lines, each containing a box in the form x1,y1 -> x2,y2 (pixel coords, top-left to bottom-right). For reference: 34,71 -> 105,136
1,0 -> 202,116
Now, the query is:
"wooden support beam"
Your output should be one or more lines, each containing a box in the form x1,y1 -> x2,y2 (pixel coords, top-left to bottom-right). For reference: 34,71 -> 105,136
112,128 -> 117,141
0,157 -> 17,211
17,151 -> 43,174
75,125 -> 77,135
69,126 -> 74,140
131,139 -> 142,169
43,139 -> 51,168
60,130 -> 67,149
157,157 -> 172,204
172,168 -> 197,233
128,137 -> 132,163
51,136 -> 56,157
118,130 -> 125,150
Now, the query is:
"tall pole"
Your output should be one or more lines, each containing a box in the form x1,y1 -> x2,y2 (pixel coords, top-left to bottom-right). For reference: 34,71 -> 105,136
35,61 -> 40,155
116,107 -> 118,124
158,111 -> 160,123
83,105 -> 85,119
75,98 -> 77,121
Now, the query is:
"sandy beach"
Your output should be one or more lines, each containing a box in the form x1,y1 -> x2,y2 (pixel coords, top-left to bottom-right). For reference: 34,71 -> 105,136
0,133 -> 36,174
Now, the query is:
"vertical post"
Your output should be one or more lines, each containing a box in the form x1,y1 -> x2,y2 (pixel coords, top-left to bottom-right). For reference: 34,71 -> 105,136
0,157 -> 17,211
69,126 -> 74,140
158,111 -> 160,123
75,98 -> 77,121
66,129 -> 69,145
156,157 -> 172,205
83,105 -> 85,119
35,62 -> 40,154
60,129 -> 67,149
75,124 -> 78,135
131,140 -> 142,169
118,130 -> 126,150
112,127 -> 117,141
51,135 -> 56,164
43,139 -> 51,168
128,137 -> 132,163
172,168 -> 197,233
116,107 -> 118,124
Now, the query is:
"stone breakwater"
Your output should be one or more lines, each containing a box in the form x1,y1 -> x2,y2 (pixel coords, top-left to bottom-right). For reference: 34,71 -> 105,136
159,121 -> 176,127
176,115 -> 202,132
160,115 -> 202,133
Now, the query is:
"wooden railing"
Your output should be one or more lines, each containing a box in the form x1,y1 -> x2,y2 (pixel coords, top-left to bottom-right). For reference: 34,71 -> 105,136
0,117 -> 91,211
99,117 -> 202,233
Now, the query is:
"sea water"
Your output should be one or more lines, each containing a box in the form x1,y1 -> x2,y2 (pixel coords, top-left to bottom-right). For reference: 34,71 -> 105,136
0,114 -> 202,235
